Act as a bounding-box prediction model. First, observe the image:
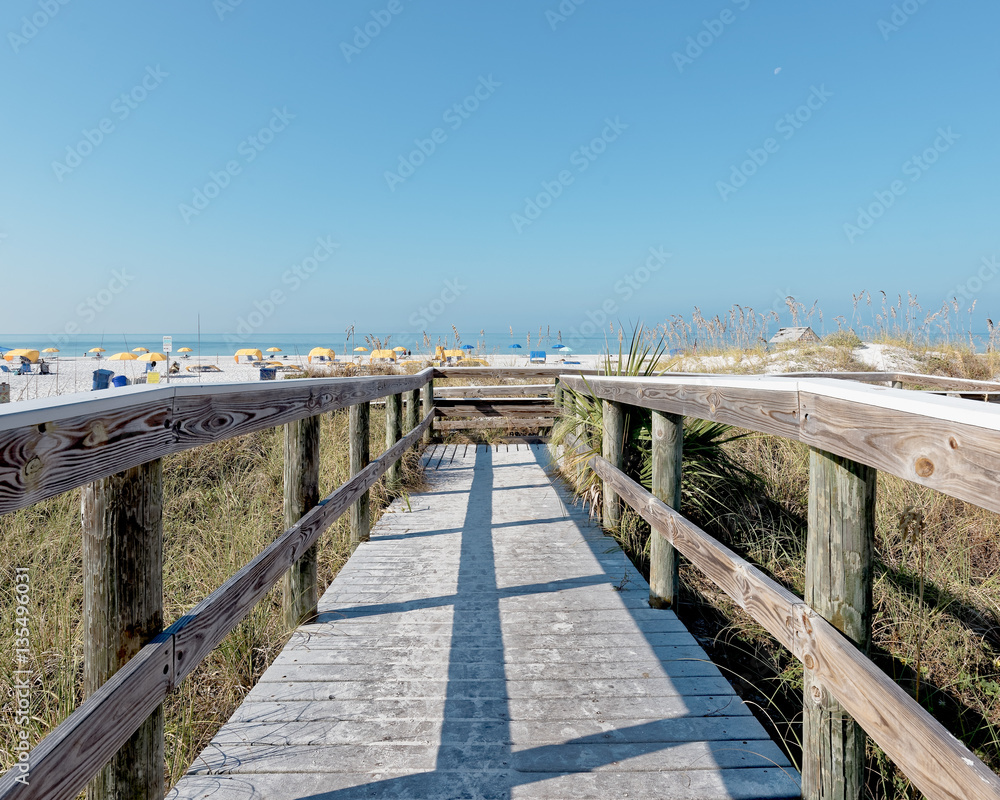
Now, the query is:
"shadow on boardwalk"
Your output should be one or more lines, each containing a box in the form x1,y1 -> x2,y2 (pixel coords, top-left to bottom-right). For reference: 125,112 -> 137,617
170,445 -> 799,800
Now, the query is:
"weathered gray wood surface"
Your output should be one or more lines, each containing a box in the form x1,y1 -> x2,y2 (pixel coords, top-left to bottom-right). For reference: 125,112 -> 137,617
82,460 -> 164,800
435,384 -> 554,398
649,410 -> 681,609
562,374 -> 1000,515
592,455 -> 1000,800
601,399 -> 624,529
433,367 -> 598,379
803,449 -> 874,800
385,393 -> 403,489
0,370 -> 433,515
167,443 -> 799,799
0,414 -> 434,800
349,402 -> 370,547
282,415 -> 320,628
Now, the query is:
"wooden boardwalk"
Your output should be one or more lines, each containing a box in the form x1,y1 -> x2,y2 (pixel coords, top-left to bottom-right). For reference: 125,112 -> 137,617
168,443 -> 800,800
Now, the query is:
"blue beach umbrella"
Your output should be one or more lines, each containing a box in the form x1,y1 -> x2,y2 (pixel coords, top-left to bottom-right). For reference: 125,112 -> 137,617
551,344 -> 566,350
461,344 -> 474,350
508,344 -> 522,349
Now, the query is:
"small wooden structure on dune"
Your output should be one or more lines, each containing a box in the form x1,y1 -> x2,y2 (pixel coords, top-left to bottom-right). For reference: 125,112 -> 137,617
768,326 -> 819,346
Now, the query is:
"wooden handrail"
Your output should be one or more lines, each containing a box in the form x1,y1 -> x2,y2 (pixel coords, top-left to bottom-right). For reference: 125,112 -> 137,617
0,410 -> 434,800
559,374 -> 1000,515
591,455 -> 1000,800
0,370 -> 433,515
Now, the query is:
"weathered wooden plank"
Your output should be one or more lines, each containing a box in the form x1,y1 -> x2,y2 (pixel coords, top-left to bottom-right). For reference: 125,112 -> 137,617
349,402 -> 370,547
432,418 -> 556,431
799,384 -> 1000,515
783,371 -> 1000,392
602,401 -> 624,530
282,415 -> 320,628
0,636 -> 173,800
593,455 -> 1000,800
560,375 -> 801,440
803,448 -> 875,800
649,410 -> 681,609
567,375 -> 1000,516
385,393 -> 402,489
82,460 -> 164,800
434,367 -> 598,380
421,379 -> 434,445
434,384 -> 554,397
0,371 -> 433,516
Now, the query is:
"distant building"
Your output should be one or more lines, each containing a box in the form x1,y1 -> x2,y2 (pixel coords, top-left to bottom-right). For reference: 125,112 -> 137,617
768,326 -> 820,345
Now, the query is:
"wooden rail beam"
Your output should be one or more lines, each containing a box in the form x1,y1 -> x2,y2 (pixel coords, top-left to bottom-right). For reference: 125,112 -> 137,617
282,415 -> 320,628
0,370 -> 433,516
561,374 -> 1000,516
82,460 -> 164,800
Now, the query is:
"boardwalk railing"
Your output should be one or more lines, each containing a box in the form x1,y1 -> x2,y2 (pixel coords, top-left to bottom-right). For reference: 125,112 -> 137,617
2,365 -> 999,800
558,372 -> 1000,800
0,370 -> 436,800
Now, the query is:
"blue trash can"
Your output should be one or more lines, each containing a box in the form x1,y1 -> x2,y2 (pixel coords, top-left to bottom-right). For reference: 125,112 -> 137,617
92,369 -> 114,390
259,367 -> 277,381
111,375 -> 128,388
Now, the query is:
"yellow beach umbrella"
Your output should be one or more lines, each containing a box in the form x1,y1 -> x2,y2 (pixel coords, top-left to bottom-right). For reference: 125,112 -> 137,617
137,352 -> 167,362
308,347 -> 336,364
3,349 -> 39,363
393,346 -> 406,352
132,347 -> 149,353
88,347 -> 105,354
109,352 -> 138,361
266,347 -> 282,353
233,348 -> 262,363
42,347 -> 59,354
177,347 -> 193,353
353,346 -> 368,352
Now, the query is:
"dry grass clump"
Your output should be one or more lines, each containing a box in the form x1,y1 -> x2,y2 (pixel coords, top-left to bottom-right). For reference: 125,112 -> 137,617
0,406 -> 424,785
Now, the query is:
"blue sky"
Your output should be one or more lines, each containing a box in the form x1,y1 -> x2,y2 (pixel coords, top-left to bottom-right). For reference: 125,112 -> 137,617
1,0 -> 997,341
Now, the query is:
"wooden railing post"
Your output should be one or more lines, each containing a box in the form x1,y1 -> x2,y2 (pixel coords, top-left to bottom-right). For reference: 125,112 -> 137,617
421,379 -> 434,444
804,447 -> 875,800
649,410 -> 682,609
349,402 -> 371,548
386,392 -> 403,490
404,388 -> 419,444
601,399 -> 624,529
282,415 -> 320,627
553,377 -> 563,409
82,460 -> 164,800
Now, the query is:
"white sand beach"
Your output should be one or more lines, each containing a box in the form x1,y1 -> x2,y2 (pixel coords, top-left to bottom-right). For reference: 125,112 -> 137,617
0,353 -> 608,403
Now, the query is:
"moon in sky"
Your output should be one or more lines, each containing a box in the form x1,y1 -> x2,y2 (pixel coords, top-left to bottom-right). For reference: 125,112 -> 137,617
774,67 -> 782,74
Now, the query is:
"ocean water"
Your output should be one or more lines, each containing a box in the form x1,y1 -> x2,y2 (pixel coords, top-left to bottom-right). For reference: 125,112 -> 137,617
0,332 -> 613,358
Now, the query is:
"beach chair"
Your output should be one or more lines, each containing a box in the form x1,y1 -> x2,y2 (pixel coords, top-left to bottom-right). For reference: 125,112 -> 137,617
39,362 -> 51,375
19,363 -> 33,375
529,350 -> 546,364
0,365 -> 10,374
